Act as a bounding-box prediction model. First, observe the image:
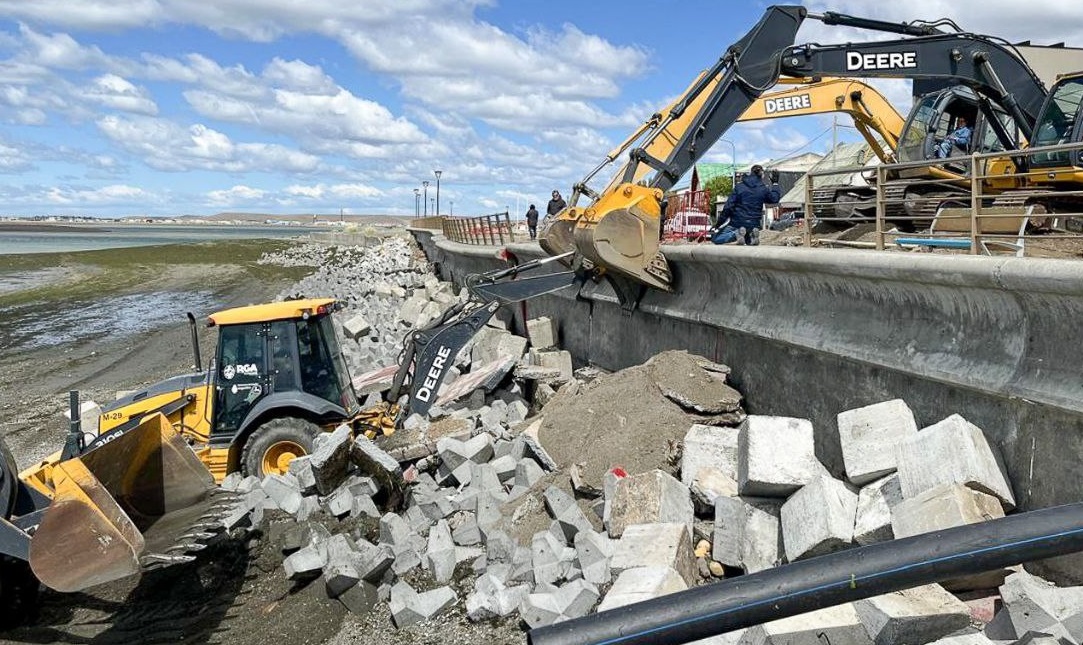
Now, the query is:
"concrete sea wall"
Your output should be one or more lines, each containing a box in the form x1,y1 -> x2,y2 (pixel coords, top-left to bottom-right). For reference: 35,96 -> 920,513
409,227 -> 1083,582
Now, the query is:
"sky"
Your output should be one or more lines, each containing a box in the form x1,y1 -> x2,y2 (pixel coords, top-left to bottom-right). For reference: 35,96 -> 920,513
0,1 -> 1080,218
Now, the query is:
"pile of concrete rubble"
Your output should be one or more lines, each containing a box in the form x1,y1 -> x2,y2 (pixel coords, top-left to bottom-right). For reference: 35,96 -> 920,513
236,240 -> 1083,644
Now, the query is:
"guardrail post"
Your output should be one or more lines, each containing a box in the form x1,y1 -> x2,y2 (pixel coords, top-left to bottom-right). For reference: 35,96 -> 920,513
970,154 -> 980,255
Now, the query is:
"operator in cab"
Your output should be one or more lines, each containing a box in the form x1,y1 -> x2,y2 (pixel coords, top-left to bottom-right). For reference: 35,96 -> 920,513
711,165 -> 781,246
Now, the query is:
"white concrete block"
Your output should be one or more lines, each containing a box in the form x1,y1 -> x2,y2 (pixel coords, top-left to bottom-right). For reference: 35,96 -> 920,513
1001,570 -> 1083,642
891,484 -> 1004,539
895,414 -> 1015,509
681,424 -> 740,485
713,496 -> 782,573
611,522 -> 695,587
608,469 -> 693,539
854,584 -> 972,645
853,475 -> 903,546
739,603 -> 872,645
596,566 -> 687,613
781,474 -> 858,561
738,416 -> 820,497
527,316 -> 557,350
837,399 -> 918,485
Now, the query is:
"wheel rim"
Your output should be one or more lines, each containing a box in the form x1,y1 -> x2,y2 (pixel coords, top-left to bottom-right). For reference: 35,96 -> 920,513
261,440 -> 306,475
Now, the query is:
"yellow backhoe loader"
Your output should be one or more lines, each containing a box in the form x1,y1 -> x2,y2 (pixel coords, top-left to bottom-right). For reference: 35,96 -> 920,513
0,254 -> 581,621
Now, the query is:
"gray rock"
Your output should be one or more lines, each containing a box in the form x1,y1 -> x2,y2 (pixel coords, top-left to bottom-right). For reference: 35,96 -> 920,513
713,496 -> 782,573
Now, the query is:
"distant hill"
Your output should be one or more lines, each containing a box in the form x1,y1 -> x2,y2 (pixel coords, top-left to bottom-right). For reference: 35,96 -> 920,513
176,212 -> 414,227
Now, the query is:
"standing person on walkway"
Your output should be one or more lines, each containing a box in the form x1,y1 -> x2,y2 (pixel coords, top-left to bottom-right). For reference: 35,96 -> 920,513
710,165 -> 780,246
546,190 -> 566,219
525,204 -> 539,240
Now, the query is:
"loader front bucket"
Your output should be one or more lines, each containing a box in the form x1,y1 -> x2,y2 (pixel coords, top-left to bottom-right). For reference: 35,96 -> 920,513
29,414 -> 226,592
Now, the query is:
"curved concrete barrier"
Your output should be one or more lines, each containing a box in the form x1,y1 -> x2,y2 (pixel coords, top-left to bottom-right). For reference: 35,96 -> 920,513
408,228 -> 1083,582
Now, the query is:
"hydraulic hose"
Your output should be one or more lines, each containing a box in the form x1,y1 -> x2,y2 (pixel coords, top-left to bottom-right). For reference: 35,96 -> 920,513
528,502 -> 1083,645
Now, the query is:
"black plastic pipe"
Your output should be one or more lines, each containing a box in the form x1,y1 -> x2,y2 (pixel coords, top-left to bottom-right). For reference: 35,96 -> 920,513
528,502 -> 1083,645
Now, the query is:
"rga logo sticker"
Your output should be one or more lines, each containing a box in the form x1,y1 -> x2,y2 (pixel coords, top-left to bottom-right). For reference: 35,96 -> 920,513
222,363 -> 258,380
846,51 -> 917,71
764,93 -> 812,114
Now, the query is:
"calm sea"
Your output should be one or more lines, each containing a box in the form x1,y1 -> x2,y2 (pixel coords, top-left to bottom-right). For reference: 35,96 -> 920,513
0,223 -> 315,255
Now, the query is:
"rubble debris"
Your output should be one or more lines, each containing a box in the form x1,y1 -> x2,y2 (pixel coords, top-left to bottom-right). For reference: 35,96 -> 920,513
608,469 -> 694,538
713,496 -> 782,573
738,415 -> 820,497
526,316 -> 557,350
837,399 -> 918,485
999,570 -> 1083,642
780,473 -> 858,561
854,584 -> 972,645
610,522 -> 695,587
596,566 -> 688,613
389,581 -> 458,628
743,603 -> 871,645
853,474 -> 903,546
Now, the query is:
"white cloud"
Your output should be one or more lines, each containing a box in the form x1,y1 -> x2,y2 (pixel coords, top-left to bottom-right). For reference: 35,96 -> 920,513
284,182 -> 383,199
44,183 -> 152,205
80,74 -> 158,115
206,184 -> 265,205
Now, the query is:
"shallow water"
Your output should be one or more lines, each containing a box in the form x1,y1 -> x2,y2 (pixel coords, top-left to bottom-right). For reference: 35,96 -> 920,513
0,223 -> 312,255
0,290 -> 220,351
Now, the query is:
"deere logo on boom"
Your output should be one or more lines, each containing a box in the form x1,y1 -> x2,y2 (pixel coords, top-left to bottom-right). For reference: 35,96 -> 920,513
415,345 -> 452,403
846,51 -> 917,71
765,94 -> 812,114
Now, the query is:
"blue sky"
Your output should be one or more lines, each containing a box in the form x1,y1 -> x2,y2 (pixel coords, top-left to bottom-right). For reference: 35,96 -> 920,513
0,0 -> 1079,218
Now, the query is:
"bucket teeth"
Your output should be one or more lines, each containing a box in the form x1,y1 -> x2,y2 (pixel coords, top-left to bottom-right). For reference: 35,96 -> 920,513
140,553 -> 198,568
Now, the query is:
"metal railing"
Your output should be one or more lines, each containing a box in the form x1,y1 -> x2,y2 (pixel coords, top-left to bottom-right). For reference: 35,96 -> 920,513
803,139 -> 1083,255
441,211 -> 516,245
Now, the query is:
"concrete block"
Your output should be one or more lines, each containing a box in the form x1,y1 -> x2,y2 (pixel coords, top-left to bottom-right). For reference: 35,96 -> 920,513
514,457 -> 545,489
853,475 -> 903,546
519,592 -> 565,629
837,399 -> 919,485
602,468 -> 624,532
321,485 -> 355,518
309,424 -> 353,496
485,530 -> 518,564
519,580 -> 600,628
895,414 -> 1015,509
472,327 -> 529,365
426,519 -> 457,584
351,493 -> 380,519
556,579 -> 600,619
287,455 -> 317,493
536,349 -> 574,381
293,495 -> 320,521
682,424 -> 740,485
490,455 -> 518,482
389,581 -> 458,628
713,496 -> 782,573
611,522 -> 695,587
740,603 -> 871,645
527,316 -> 557,350
322,535 -> 361,598
1001,570 -> 1083,642
337,580 -> 377,615
690,467 -> 739,514
466,572 -> 530,621
343,314 -> 372,339
855,584 -> 972,645
574,529 -> 614,585
781,474 -> 858,561
608,469 -> 693,538
452,513 -> 482,546
532,530 -> 576,586
506,399 -> 529,426
261,473 -> 303,515
378,512 -> 414,548
597,566 -> 687,613
354,540 -> 394,583
737,416 -> 820,497
351,433 -> 403,490
892,483 -> 1007,590
930,635 -> 998,645
283,544 -> 325,580
544,485 -> 594,543
436,433 -> 494,486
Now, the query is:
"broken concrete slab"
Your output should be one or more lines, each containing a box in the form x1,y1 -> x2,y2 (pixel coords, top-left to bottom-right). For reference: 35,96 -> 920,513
309,424 -> 354,496
781,474 -> 858,561
854,584 -> 972,645
737,416 -> 820,497
472,327 -> 529,366
426,519 -> 457,584
597,566 -> 687,613
1000,570 -> 1083,643
608,469 -> 694,539
853,474 -> 904,546
343,313 -> 372,339
837,399 -> 918,486
337,580 -> 378,616
262,473 -> 303,515
532,530 -> 577,586
741,602 -> 872,645
895,414 -> 1015,509
530,349 -> 574,382
389,581 -> 458,628
611,522 -> 696,587
681,424 -> 740,486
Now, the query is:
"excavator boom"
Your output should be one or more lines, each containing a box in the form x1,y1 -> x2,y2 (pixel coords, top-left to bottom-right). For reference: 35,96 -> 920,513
540,4 -> 1051,306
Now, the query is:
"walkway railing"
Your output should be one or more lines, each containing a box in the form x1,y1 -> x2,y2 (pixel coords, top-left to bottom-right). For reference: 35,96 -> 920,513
803,140 -> 1083,255
440,211 -> 516,245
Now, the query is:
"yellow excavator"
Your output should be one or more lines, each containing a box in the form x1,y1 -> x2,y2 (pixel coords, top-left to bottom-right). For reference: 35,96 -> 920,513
540,5 -> 1082,307
0,255 -> 580,621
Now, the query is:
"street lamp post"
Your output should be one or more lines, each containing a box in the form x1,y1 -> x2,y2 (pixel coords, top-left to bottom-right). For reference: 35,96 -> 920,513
422,181 -> 429,216
434,169 -> 442,216
413,188 -> 420,217
449,200 -> 453,216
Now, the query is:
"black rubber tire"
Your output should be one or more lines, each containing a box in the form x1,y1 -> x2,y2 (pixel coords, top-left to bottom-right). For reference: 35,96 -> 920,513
240,417 -> 322,478
0,557 -> 39,630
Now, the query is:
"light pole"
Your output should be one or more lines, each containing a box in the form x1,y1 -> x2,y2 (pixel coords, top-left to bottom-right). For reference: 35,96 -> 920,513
413,188 -> 420,217
422,181 -> 429,216
430,197 -> 435,214
449,200 -> 454,216
434,169 -> 442,216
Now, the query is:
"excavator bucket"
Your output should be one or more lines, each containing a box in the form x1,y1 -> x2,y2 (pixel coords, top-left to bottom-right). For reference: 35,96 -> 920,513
28,414 -> 230,592
565,184 -> 674,293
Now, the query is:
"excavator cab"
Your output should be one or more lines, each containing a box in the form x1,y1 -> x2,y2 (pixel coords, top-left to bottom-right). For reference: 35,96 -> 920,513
1031,74 -> 1083,171
898,87 -> 1019,167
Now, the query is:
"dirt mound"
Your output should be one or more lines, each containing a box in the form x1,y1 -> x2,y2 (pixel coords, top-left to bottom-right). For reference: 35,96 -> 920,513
537,350 -> 744,489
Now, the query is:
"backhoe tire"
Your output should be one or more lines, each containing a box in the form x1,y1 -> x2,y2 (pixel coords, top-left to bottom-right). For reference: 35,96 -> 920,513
0,557 -> 39,630
241,417 -> 322,478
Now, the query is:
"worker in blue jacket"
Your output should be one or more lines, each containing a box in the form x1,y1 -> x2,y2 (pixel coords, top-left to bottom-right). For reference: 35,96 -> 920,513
711,165 -> 781,245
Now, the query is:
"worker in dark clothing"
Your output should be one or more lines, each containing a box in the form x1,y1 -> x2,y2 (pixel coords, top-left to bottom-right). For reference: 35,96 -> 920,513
710,165 -> 781,246
936,115 -> 972,158
546,191 -> 566,218
525,204 -> 539,240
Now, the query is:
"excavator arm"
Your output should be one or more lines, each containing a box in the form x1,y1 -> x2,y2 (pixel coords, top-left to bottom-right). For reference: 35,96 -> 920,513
540,5 -> 1050,307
